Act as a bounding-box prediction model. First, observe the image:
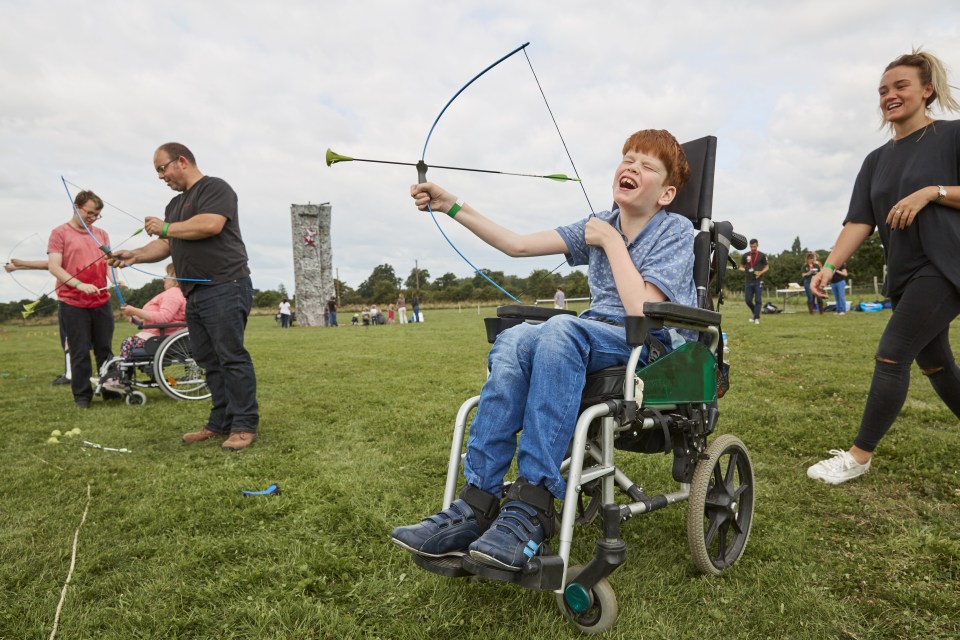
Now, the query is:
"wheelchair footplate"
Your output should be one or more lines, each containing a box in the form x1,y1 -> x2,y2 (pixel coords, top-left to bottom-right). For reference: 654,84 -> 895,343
409,544 -> 564,591
410,552 -> 472,578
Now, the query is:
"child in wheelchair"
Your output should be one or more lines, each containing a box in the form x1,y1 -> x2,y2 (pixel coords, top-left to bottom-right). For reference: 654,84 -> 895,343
393,129 -> 697,572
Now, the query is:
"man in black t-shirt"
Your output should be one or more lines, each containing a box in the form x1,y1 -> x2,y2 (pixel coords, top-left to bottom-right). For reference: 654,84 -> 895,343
109,143 -> 259,450
738,238 -> 769,324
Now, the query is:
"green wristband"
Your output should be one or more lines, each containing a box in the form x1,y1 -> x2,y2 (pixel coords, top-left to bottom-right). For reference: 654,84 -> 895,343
447,198 -> 463,219
823,262 -> 836,271
161,222 -> 170,238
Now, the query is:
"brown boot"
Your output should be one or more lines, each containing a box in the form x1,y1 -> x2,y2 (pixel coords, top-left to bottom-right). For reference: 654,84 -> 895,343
222,431 -> 257,451
182,427 -> 228,443
807,300 -> 815,314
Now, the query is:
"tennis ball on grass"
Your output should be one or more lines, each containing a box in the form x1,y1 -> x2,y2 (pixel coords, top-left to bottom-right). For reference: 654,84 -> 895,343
50,429 -> 62,437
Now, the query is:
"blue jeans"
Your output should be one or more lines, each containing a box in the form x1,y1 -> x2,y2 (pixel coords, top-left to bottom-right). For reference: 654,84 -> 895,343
329,311 -> 338,326
744,280 -> 762,320
830,281 -> 847,313
186,278 -> 259,434
803,279 -> 820,309
463,315 -> 641,500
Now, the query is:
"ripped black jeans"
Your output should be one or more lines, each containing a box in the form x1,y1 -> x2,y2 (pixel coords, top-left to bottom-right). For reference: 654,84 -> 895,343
855,275 -> 960,452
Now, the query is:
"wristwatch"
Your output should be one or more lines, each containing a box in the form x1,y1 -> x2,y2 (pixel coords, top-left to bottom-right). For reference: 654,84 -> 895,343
937,185 -> 947,202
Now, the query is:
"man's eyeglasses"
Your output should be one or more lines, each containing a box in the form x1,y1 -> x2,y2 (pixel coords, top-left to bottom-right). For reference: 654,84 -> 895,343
79,209 -> 102,220
156,157 -> 180,175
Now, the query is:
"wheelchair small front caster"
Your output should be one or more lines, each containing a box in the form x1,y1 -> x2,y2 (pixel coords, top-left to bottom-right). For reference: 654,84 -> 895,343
687,434 -> 754,575
125,391 -> 147,406
555,564 -> 618,635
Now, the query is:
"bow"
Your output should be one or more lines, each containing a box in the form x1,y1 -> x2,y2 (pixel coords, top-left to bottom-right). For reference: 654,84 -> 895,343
5,232 -> 51,299
417,42 -> 595,302
61,177 -> 211,286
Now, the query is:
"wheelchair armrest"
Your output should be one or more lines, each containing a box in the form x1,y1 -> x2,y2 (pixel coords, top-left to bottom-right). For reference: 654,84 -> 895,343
624,303 -> 721,346
138,322 -> 188,336
484,305 -> 577,343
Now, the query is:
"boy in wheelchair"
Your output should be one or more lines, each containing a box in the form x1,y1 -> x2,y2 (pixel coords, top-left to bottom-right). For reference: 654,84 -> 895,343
393,129 -> 697,572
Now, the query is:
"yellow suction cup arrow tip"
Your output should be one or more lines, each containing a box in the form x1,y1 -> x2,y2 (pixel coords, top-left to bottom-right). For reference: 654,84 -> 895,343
325,149 -> 353,167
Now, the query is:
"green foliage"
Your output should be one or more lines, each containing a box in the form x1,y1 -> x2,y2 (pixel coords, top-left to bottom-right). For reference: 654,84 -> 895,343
404,266 -> 430,289
790,236 -> 803,255
728,235 -> 887,293
253,288 -> 284,309
357,263 -> 401,299
1,305 -> 958,639
845,232 -> 886,286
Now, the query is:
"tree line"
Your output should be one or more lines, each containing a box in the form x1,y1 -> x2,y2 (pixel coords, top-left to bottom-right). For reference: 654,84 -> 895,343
0,234 -> 886,322
727,234 -> 885,293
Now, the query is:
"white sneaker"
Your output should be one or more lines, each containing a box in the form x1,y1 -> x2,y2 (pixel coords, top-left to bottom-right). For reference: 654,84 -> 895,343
748,318 -> 755,324
807,449 -> 871,485
754,318 -> 760,325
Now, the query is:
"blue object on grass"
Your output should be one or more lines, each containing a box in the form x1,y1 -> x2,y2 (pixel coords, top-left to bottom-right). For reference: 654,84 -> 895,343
859,302 -> 883,312
241,484 -> 281,496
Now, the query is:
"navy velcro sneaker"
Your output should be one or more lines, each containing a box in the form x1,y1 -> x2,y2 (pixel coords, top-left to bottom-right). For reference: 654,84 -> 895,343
467,500 -> 549,571
391,499 -> 486,558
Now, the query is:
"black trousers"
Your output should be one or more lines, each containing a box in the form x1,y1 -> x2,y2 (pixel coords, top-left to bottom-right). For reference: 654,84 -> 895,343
59,301 -> 114,403
855,275 -> 960,451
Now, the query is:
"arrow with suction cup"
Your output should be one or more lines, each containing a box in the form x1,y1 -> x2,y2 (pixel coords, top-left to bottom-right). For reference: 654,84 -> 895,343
325,148 -> 580,183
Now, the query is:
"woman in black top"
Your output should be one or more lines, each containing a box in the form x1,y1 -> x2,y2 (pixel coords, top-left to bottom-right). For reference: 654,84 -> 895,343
807,49 -> 960,485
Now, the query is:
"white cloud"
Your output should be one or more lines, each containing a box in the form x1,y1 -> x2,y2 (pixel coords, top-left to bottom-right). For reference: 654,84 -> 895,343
2,0 -> 960,301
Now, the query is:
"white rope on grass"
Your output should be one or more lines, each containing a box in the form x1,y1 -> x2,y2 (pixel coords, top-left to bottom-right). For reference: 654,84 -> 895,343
48,483 -> 92,640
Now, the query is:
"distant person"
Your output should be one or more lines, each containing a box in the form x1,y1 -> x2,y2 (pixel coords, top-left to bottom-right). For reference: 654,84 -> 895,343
109,142 -> 259,451
738,238 -> 769,324
279,298 -> 292,328
801,252 -> 823,314
553,286 -> 565,309
47,190 -> 114,409
807,49 -> 960,485
327,295 -> 338,327
388,303 -> 395,323
411,293 -> 420,322
370,304 -> 381,325
5,257 -> 71,384
831,263 -> 849,315
397,293 -> 407,324
361,307 -> 371,326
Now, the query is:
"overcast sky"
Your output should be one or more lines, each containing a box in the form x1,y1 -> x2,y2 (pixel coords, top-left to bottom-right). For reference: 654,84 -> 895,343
2,0 -> 959,302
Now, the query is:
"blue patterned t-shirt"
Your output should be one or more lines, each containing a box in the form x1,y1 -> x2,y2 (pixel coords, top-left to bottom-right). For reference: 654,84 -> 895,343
555,208 -> 697,324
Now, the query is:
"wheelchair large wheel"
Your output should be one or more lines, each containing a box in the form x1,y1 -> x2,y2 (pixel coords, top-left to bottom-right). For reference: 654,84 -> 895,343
555,565 -> 618,635
153,331 -> 210,401
686,434 -> 754,576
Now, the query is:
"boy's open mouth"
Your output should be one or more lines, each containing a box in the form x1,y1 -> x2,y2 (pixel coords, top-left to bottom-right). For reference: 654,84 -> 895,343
619,176 -> 637,190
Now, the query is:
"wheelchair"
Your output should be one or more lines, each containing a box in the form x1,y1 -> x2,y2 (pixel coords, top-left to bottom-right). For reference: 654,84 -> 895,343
401,136 -> 753,634
95,322 -> 210,406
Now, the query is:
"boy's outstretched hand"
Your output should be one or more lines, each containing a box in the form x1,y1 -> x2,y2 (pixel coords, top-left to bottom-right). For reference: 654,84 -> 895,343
411,182 -> 457,215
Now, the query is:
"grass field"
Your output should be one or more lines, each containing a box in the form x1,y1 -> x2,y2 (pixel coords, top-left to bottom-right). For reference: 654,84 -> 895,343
1,302 -> 958,639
